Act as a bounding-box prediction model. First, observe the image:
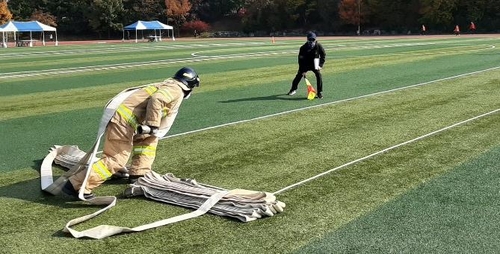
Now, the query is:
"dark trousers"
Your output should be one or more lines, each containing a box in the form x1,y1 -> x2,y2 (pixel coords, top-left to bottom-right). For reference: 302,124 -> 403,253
290,69 -> 323,93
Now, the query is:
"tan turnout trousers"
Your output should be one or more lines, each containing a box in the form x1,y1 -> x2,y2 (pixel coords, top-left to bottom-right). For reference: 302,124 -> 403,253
69,79 -> 185,193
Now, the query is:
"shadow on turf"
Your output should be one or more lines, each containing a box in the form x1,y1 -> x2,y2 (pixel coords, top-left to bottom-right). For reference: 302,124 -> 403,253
0,159 -> 128,208
0,174 -> 87,209
0,159 -> 141,238
219,94 -> 307,103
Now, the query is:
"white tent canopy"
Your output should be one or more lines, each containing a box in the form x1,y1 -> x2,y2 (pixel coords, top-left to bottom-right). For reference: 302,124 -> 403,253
123,20 -> 174,43
0,20 -> 58,48
0,21 -> 18,32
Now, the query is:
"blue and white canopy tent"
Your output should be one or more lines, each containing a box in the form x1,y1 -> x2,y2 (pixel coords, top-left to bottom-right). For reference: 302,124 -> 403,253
123,20 -> 174,43
0,20 -> 58,48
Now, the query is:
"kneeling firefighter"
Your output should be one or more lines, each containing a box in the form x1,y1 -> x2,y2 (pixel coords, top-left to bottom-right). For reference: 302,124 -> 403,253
63,67 -> 201,198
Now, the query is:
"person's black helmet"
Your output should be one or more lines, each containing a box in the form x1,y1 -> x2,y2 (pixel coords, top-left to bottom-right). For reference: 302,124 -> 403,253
307,32 -> 317,41
173,67 -> 200,90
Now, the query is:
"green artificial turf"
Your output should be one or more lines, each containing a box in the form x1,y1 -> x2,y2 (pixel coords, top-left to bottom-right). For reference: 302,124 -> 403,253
297,145 -> 500,253
0,36 -> 499,253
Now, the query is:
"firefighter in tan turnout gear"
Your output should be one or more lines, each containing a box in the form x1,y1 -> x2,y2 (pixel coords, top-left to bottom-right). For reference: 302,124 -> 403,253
62,67 -> 201,198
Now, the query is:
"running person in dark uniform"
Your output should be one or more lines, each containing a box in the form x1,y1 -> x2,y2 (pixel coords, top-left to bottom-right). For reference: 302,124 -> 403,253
288,32 -> 326,98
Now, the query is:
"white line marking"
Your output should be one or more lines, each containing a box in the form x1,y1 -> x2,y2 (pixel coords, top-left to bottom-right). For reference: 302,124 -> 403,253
272,107 -> 500,195
4,40 -> 494,79
163,66 -> 500,140
0,51 -> 294,80
0,41 -> 268,59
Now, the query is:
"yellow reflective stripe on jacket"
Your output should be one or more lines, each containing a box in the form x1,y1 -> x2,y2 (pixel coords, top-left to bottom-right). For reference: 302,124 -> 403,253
92,160 -> 113,180
156,89 -> 174,101
133,145 -> 157,157
116,104 -> 139,129
144,85 -> 158,96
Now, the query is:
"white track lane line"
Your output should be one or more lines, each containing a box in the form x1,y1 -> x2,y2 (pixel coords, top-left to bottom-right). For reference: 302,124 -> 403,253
273,108 -> 500,195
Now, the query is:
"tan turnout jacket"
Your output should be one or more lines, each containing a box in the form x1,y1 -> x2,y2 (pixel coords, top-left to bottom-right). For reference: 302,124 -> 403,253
70,78 -> 187,193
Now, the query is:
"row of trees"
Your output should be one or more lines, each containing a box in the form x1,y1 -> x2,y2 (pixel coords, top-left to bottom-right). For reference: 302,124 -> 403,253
1,0 -> 499,39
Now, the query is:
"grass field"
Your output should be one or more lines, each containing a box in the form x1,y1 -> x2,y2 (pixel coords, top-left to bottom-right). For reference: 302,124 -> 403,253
1,35 -> 500,253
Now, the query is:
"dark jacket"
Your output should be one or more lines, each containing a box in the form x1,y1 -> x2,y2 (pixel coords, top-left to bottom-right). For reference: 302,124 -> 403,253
298,41 -> 326,71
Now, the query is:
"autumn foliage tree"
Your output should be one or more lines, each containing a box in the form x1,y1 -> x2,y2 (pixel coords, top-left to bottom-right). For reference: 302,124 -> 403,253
5,0 -> 500,38
0,0 -> 13,24
181,20 -> 210,35
339,0 -> 366,33
165,0 -> 191,35
30,10 -> 57,27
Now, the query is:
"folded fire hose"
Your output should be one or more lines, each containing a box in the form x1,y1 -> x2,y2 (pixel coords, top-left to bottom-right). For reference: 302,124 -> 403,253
40,87 -> 285,239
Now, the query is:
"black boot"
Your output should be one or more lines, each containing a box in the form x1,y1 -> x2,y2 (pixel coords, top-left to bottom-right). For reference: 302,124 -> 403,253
61,181 -> 95,200
128,175 -> 144,184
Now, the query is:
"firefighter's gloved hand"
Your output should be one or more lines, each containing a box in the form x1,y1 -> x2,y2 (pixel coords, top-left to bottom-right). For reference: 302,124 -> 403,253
137,125 -> 159,135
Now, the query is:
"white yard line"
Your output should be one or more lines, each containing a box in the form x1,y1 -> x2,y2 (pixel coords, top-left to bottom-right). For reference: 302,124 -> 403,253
166,66 -> 500,195
163,66 -> 500,140
0,41 -> 268,59
0,51 -> 292,79
4,39 -> 492,79
273,107 -> 500,195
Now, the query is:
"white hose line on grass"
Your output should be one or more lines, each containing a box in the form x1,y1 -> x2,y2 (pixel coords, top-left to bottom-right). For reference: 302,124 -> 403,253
272,107 -> 500,195
163,66 -> 500,140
